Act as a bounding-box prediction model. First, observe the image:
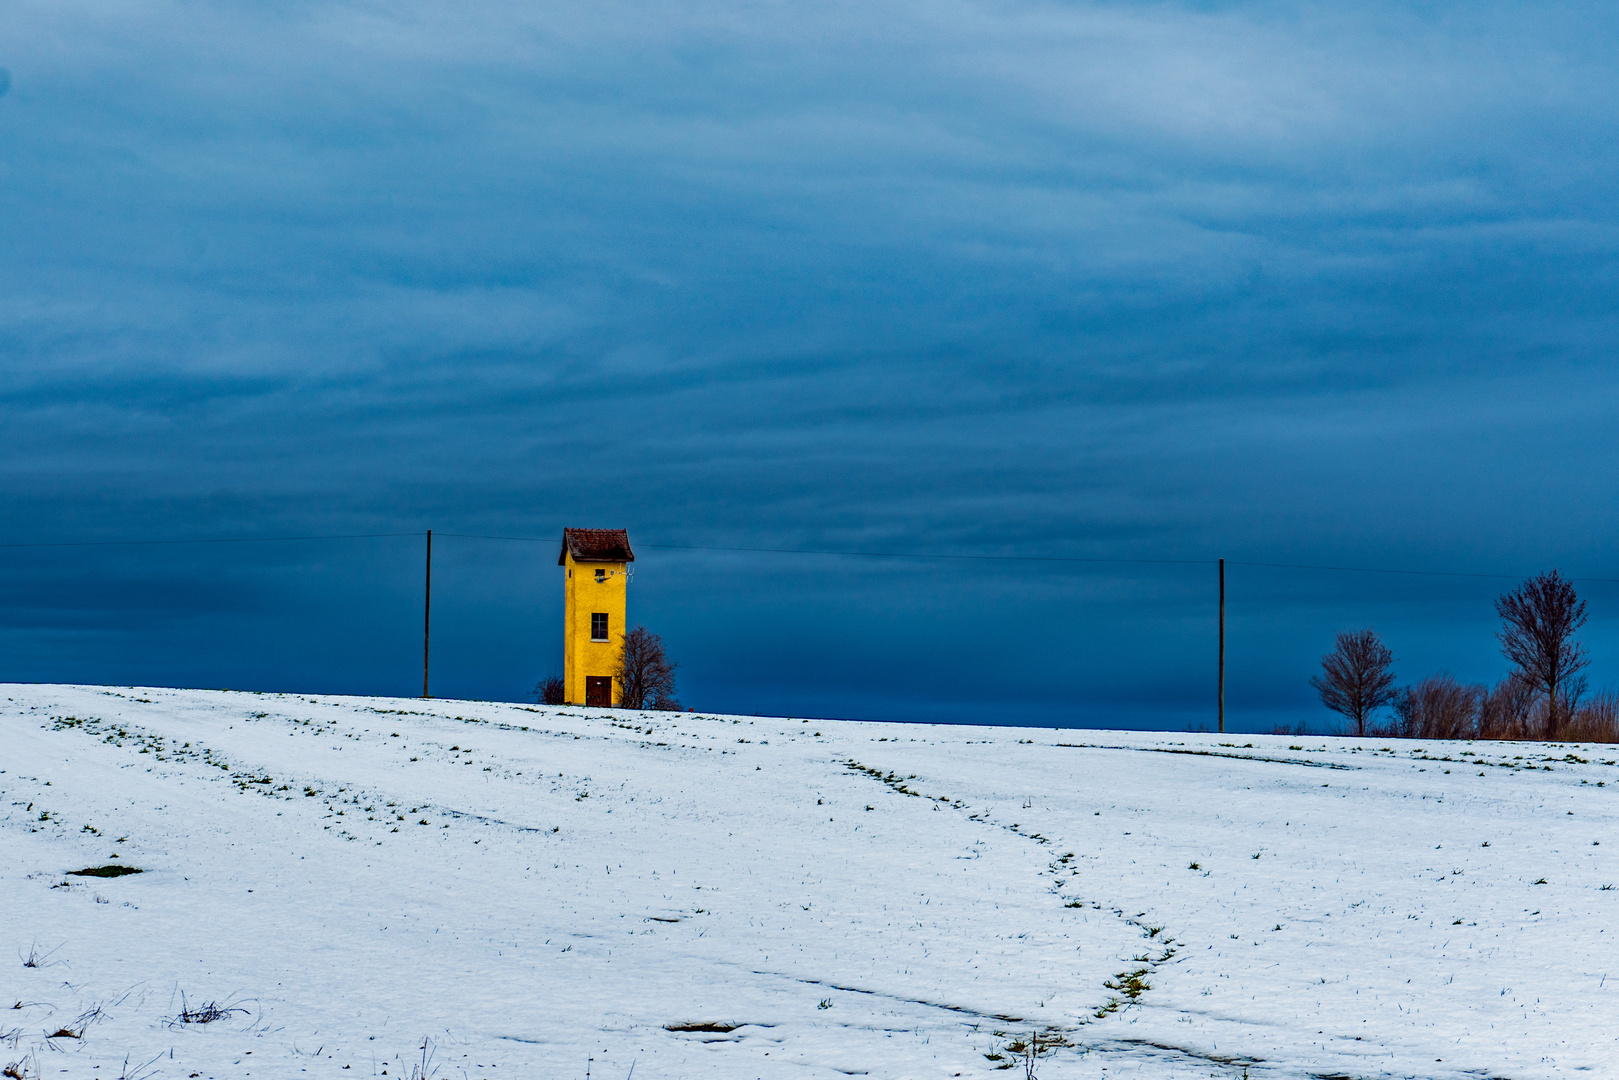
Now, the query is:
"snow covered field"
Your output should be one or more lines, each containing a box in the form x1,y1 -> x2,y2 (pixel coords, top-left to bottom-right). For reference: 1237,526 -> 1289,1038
2,685 -> 1616,1080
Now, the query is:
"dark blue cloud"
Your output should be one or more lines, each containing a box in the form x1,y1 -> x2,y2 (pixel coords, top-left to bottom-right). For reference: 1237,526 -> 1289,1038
3,1 -> 1619,728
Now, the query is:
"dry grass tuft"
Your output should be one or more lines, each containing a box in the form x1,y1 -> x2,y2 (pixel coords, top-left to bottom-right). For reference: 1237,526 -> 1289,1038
402,1038 -> 439,1080
171,1000 -> 246,1025
18,944 -> 61,970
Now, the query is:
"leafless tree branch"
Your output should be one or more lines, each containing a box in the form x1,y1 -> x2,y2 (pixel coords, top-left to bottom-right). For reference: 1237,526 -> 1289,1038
1496,570 -> 1588,738
618,625 -> 680,711
1309,628 -> 1397,737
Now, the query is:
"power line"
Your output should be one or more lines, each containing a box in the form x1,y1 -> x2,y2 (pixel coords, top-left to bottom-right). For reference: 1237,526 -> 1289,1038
435,532 -> 558,544
1227,560 -> 1619,585
0,531 -> 423,550
7,527 -> 1617,584
643,541 -> 1211,566
440,532 -> 1619,582
438,532 -> 1208,566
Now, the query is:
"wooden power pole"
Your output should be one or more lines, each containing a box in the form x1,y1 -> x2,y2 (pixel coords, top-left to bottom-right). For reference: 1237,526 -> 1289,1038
423,529 -> 432,699
1218,557 -> 1225,734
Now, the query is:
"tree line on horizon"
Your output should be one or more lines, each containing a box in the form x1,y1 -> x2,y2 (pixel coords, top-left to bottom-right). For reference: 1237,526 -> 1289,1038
1310,569 -> 1618,743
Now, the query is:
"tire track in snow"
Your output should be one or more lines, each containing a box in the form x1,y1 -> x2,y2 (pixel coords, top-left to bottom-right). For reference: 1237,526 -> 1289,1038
840,752 -> 1185,1063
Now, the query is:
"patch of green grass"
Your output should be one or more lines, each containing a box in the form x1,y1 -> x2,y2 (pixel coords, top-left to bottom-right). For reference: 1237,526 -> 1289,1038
1105,969 -> 1150,999
1094,966 -> 1152,1017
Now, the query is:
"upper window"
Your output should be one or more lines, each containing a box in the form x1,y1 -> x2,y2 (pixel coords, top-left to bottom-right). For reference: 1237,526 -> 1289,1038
591,612 -> 609,641
594,568 -> 607,582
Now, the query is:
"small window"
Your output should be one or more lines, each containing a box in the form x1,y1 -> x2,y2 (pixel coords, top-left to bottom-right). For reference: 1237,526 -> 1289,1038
594,568 -> 607,582
591,613 -> 609,641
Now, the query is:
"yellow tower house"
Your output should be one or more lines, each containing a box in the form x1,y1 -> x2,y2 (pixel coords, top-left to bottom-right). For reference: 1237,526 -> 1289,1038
559,528 -> 634,706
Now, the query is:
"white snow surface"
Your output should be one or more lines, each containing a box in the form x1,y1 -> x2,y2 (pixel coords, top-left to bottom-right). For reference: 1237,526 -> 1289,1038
2,686 -> 1616,1080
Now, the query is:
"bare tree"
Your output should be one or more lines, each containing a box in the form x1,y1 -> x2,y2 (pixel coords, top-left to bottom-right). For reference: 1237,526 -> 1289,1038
618,625 -> 680,711
1382,675 -> 1482,740
1496,570 -> 1588,738
1309,629 -> 1397,737
1567,691 -> 1619,744
533,674 -> 565,706
1477,674 -> 1537,740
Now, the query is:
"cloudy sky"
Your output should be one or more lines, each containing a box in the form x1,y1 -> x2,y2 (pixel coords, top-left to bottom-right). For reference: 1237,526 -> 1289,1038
4,1 -> 1618,729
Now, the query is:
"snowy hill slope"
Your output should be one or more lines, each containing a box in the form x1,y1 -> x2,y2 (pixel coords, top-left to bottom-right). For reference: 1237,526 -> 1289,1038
2,686 -> 1616,1079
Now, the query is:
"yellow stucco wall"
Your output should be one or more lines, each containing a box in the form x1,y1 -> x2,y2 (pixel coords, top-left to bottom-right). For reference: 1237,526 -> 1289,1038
562,550 -> 628,705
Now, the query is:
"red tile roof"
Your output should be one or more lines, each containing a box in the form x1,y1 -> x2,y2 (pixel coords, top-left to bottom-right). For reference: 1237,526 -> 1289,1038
558,528 -> 635,565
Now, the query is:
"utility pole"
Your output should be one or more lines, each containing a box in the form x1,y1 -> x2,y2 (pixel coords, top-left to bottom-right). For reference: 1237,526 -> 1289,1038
423,529 -> 432,699
1218,557 -> 1225,734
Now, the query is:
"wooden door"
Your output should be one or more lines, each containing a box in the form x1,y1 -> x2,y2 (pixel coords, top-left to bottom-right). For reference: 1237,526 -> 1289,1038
585,676 -> 613,707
